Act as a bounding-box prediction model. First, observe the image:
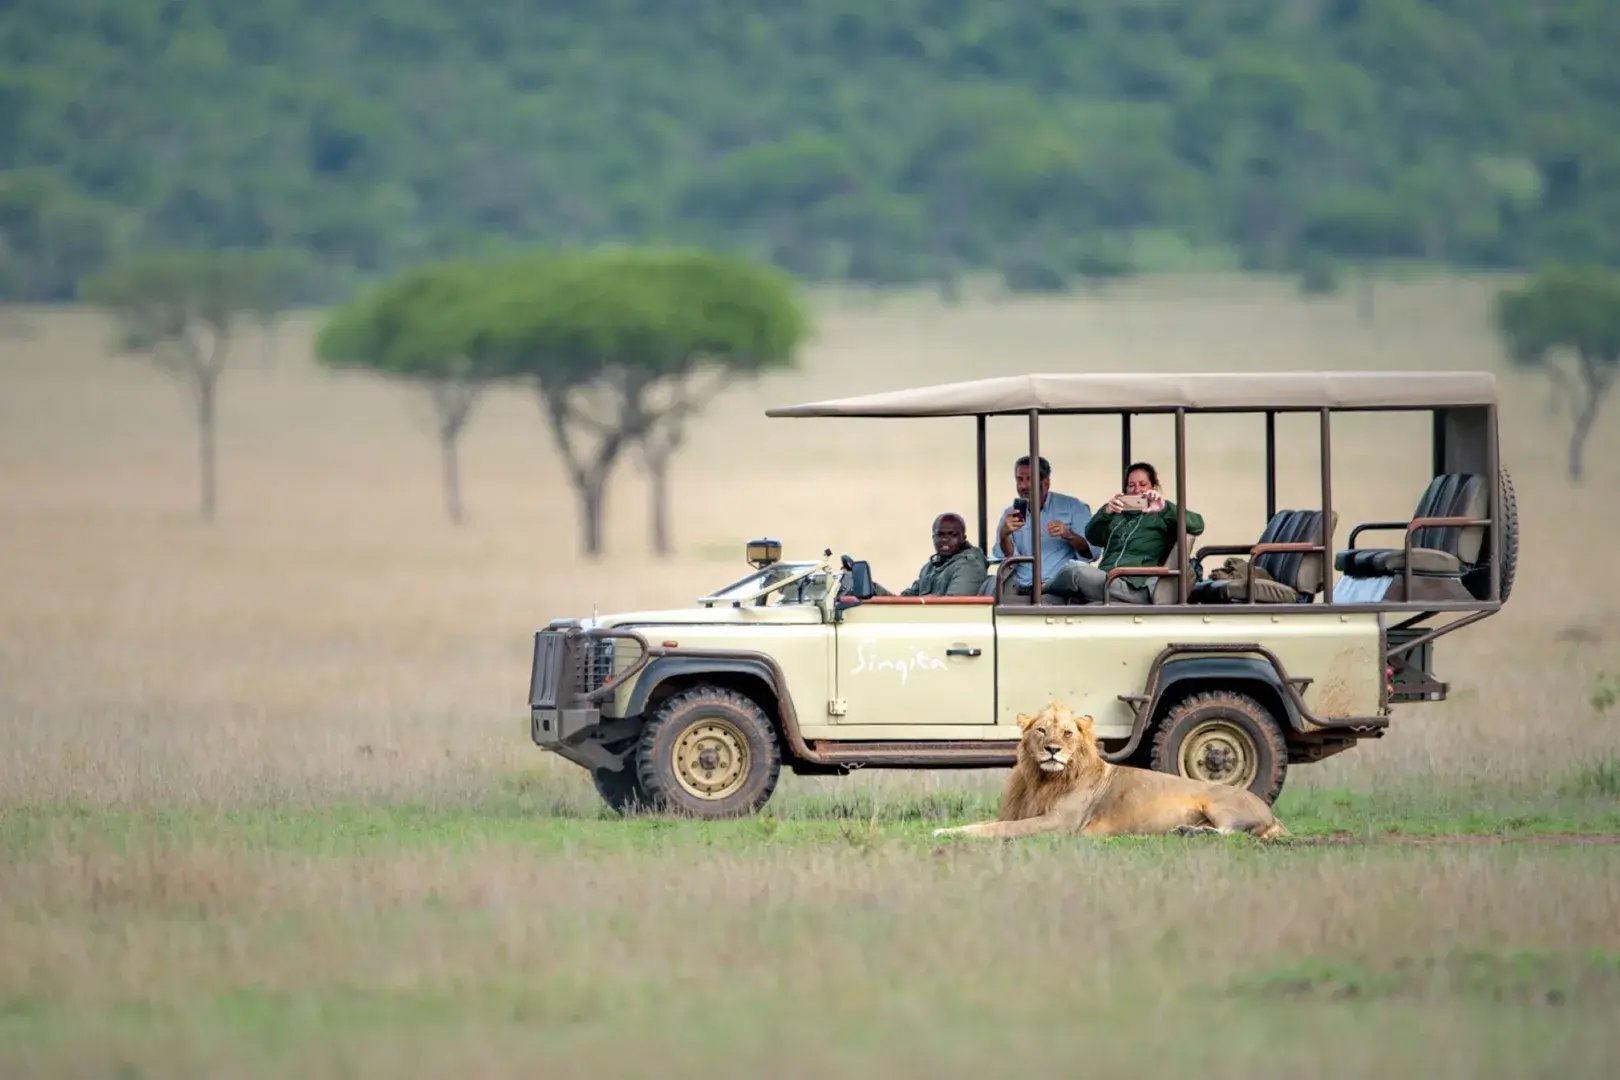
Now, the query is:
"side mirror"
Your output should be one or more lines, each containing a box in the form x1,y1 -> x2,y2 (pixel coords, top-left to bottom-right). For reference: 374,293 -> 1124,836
845,559 -> 874,600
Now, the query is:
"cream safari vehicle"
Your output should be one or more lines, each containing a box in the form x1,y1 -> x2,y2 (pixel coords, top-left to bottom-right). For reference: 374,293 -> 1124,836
528,373 -> 1516,817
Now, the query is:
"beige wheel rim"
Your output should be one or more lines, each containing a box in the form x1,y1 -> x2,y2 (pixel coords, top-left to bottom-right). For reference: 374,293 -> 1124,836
1178,720 -> 1257,788
672,718 -> 750,800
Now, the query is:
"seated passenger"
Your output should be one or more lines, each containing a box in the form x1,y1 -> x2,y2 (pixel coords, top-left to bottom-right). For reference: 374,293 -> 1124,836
1048,462 -> 1204,604
992,454 -> 1095,596
877,513 -> 988,597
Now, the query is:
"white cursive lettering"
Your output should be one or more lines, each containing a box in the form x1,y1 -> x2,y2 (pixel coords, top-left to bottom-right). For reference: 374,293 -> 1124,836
850,640 -> 949,685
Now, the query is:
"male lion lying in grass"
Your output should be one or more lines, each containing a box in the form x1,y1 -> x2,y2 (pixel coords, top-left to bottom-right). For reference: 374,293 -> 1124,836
932,701 -> 1288,841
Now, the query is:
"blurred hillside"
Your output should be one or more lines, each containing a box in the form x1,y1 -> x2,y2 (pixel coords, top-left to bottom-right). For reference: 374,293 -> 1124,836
3,0 -> 1619,298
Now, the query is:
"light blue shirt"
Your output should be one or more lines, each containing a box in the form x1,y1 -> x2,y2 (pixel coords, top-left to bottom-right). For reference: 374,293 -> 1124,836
998,491 -> 1094,588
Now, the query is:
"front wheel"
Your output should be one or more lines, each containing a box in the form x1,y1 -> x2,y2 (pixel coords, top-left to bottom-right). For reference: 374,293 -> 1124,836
1150,690 -> 1288,804
591,764 -> 652,816
635,685 -> 781,818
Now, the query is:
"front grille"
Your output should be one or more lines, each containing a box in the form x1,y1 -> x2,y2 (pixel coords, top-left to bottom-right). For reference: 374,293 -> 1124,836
529,631 -> 566,708
533,629 -> 644,709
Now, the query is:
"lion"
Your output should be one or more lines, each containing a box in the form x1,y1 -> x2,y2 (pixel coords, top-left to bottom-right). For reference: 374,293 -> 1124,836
932,700 -> 1288,841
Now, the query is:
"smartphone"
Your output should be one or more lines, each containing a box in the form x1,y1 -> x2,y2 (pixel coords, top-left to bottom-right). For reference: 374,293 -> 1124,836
1118,494 -> 1150,512
1011,497 -> 1029,516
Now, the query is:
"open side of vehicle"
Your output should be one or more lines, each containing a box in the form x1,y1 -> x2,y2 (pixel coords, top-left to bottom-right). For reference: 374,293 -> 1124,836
529,372 -> 1514,818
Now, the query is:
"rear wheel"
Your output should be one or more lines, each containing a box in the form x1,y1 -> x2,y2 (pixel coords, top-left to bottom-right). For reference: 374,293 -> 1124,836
1151,690 -> 1288,804
635,685 -> 781,818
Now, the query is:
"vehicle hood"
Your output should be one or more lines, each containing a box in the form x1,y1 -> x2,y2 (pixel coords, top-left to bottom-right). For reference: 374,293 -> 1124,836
559,605 -> 825,630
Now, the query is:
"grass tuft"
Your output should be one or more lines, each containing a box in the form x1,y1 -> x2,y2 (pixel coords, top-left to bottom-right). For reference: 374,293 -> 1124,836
1563,758 -> 1620,798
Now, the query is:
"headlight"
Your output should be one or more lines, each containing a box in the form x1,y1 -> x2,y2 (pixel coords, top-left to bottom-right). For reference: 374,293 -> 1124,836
583,638 -> 615,692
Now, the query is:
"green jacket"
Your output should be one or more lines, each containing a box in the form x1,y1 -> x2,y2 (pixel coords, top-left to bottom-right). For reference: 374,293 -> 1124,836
1084,502 -> 1204,589
901,544 -> 988,596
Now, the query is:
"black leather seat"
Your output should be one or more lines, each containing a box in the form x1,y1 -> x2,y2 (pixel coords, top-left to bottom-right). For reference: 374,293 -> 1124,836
1334,473 -> 1486,579
1190,509 -> 1333,604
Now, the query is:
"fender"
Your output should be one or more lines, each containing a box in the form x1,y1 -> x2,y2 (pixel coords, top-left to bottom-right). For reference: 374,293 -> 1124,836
1108,653 -> 1306,763
1149,656 -> 1305,731
621,655 -> 783,718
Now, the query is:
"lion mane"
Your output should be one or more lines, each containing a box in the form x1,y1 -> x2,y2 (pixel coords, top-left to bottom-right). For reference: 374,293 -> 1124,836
934,700 -> 1288,841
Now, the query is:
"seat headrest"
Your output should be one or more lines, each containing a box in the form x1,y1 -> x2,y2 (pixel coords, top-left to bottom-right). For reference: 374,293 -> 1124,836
1255,509 -> 1336,594
1411,473 -> 1487,563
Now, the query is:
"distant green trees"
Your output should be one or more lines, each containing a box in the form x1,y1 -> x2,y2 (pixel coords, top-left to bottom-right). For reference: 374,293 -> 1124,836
1299,193 -> 1425,320
315,249 -> 807,554
1495,265 -> 1620,482
0,170 -> 118,300
80,251 -> 293,519
7,1 -> 1620,297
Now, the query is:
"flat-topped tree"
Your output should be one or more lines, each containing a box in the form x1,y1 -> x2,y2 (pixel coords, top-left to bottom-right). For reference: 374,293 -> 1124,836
485,249 -> 806,557
80,250 -> 287,520
315,263 -> 494,524
626,251 -> 807,555
1495,264 -> 1620,482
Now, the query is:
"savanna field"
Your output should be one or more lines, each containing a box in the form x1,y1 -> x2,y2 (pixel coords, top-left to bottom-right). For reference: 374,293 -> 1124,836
3,276 -> 1619,1076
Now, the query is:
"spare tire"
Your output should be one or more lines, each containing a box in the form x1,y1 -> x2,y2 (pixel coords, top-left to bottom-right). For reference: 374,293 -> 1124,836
1466,467 -> 1517,603
1496,467 -> 1518,602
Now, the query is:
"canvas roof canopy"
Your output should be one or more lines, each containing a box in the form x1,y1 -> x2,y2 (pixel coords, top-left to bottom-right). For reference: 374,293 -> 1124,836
765,372 -> 1497,418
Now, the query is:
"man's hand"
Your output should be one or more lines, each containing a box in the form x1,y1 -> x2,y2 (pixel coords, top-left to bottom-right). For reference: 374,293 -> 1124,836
1048,519 -> 1092,557
999,509 -> 1025,542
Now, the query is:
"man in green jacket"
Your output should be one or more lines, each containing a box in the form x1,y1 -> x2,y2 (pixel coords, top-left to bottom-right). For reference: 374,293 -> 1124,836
1049,462 -> 1204,604
876,513 -> 988,597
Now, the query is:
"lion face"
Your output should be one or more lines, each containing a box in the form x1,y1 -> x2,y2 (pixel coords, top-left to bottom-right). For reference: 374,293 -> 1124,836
1017,702 -> 1096,775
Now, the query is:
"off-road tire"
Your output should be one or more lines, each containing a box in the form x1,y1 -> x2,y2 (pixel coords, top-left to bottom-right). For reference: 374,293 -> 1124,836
1495,467 -> 1517,603
1151,690 -> 1288,804
635,685 -> 781,818
591,764 -> 652,816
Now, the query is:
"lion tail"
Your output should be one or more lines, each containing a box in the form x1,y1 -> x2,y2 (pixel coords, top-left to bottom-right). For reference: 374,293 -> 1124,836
1257,819 -> 1290,841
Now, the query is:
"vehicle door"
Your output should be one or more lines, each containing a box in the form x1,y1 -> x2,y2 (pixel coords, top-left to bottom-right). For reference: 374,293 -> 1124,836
832,597 -> 995,727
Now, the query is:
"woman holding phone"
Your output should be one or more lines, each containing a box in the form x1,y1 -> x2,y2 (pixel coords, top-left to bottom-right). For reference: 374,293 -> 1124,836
1048,462 -> 1204,604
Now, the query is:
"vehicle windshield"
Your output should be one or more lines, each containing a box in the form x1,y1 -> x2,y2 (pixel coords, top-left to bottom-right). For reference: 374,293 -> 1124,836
699,562 -> 832,606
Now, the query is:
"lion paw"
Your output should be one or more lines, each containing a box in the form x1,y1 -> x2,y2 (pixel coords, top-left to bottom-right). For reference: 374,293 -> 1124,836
1173,824 -> 1222,837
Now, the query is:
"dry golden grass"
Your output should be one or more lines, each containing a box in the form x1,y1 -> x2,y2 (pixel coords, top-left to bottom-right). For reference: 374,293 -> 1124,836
2,274 -> 1614,805
3,274 -> 1619,1075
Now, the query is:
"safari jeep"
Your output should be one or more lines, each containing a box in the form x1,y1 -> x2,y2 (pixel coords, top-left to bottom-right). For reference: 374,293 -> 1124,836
528,372 -> 1516,817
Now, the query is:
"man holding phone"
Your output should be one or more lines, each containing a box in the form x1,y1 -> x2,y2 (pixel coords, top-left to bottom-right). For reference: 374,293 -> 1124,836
993,454 -> 1094,594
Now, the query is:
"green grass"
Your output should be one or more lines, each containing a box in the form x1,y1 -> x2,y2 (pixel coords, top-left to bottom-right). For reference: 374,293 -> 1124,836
1564,758 -> 1620,798
3,780 -> 1618,1077
5,780 -> 1619,862
1234,949 -> 1620,1006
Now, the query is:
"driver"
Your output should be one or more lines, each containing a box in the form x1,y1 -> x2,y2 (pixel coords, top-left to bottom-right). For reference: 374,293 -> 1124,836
874,513 -> 988,597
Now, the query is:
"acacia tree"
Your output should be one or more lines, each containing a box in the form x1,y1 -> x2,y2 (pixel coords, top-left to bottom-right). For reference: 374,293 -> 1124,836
484,249 -> 806,557
80,250 -> 287,519
623,251 -> 807,555
315,263 -> 494,524
1495,265 -> 1620,482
